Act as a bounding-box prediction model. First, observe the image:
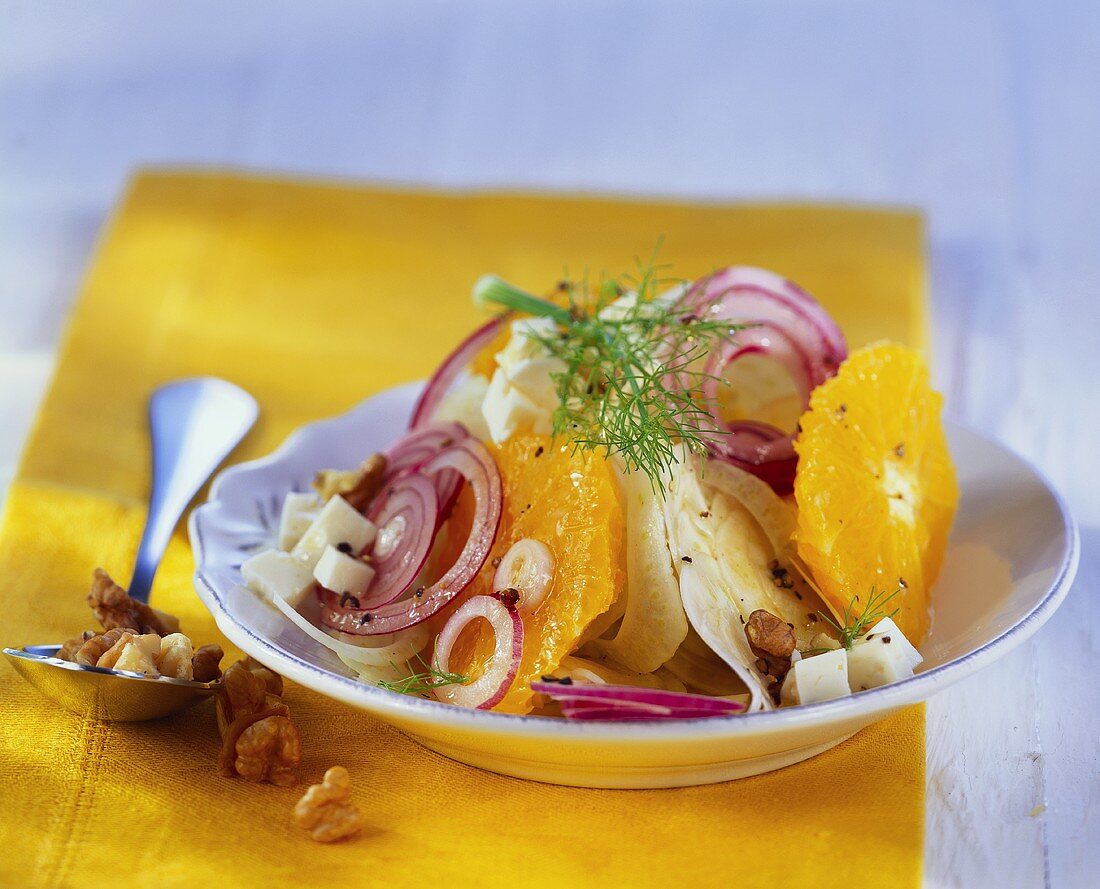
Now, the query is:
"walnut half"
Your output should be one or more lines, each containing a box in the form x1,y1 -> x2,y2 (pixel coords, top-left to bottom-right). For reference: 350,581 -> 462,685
86,569 -> 180,635
235,715 -> 301,787
216,659 -> 301,786
70,627 -> 132,666
58,630 -> 97,662
313,453 -> 387,511
191,644 -> 224,683
744,609 -> 797,680
293,766 -> 362,843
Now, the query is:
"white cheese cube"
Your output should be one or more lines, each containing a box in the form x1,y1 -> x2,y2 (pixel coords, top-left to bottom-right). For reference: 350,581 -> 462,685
863,617 -> 923,667
291,495 -> 377,570
313,544 -> 376,596
847,617 -> 924,692
789,647 -> 851,704
242,548 -> 316,606
278,491 -> 323,551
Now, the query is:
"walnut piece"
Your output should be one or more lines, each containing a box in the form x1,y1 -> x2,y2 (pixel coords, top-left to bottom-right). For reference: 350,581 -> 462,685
216,660 -> 271,735
61,573 -> 225,683
112,634 -> 162,675
241,655 -> 283,697
157,633 -> 194,680
235,715 -> 302,787
744,609 -> 797,679
313,453 -> 387,511
216,658 -> 300,786
293,766 -> 362,843
87,568 -> 180,635
191,643 -> 224,683
72,627 -> 131,666
58,631 -> 97,662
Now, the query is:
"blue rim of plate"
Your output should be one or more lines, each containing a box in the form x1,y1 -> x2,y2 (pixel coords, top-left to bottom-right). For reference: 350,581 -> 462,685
189,385 -> 1080,739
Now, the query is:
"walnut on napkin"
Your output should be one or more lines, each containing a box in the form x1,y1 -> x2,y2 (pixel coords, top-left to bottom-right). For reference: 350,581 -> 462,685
216,657 -> 301,787
293,766 -> 362,843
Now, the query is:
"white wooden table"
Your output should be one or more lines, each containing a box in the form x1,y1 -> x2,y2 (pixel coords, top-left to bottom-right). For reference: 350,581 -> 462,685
2,3 -> 1096,885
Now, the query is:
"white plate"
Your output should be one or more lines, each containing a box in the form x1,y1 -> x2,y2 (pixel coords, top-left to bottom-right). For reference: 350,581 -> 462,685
189,382 -> 1079,788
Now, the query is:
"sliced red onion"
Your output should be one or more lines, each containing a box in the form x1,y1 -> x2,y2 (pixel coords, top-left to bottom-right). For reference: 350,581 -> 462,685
383,422 -> 469,516
531,680 -> 745,721
318,472 -> 438,620
432,594 -> 524,709
409,315 -> 507,430
492,537 -> 555,613
320,437 -> 502,635
678,266 -> 847,494
384,422 -> 468,477
561,707 -> 732,722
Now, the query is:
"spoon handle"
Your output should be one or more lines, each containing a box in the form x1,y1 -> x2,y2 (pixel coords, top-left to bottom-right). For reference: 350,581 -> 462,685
128,379 -> 258,603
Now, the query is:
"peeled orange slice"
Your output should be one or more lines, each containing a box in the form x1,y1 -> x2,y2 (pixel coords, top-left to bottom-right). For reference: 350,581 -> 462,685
793,342 -> 959,642
448,435 -> 624,713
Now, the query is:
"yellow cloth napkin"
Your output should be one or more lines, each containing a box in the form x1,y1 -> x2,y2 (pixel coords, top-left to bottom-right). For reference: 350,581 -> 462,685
0,171 -> 926,889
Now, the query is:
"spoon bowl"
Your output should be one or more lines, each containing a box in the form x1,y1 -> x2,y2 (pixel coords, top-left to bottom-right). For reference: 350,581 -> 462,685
5,645 -> 221,721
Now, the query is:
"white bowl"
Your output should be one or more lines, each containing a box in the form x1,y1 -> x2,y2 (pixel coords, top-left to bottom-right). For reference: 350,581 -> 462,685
189,383 -> 1079,788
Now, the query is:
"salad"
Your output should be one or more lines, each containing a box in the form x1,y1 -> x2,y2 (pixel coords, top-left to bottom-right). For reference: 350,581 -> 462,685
242,261 -> 958,720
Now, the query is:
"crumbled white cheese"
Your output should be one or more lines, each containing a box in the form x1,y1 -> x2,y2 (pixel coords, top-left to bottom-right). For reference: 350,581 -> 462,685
481,368 -> 548,444
480,317 -> 566,444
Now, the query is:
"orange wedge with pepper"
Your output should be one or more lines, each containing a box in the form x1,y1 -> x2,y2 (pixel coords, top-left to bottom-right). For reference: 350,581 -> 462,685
793,342 -> 958,642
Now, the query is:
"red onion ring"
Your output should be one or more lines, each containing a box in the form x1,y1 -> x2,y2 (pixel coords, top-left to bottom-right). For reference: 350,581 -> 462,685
320,437 -> 502,635
409,315 -> 508,430
384,422 -> 469,477
318,471 -> 439,619
678,266 -> 847,494
531,680 -> 745,721
432,594 -> 524,709
383,422 -> 469,517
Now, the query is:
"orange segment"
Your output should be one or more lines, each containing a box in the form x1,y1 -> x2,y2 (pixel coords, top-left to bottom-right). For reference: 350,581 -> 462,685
450,435 -> 623,713
793,342 -> 959,643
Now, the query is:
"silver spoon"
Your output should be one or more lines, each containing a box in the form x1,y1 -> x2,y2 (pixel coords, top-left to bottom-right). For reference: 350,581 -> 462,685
4,378 -> 258,721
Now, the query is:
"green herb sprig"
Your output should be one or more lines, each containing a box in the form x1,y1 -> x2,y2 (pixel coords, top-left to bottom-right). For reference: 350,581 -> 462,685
377,654 -> 468,697
473,254 -> 742,491
816,586 -> 902,651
